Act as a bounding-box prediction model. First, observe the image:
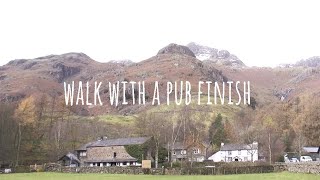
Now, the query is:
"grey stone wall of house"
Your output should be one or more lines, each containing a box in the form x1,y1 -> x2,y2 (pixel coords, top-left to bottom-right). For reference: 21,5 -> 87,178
171,145 -> 207,162
77,145 -> 138,166
86,146 -> 135,162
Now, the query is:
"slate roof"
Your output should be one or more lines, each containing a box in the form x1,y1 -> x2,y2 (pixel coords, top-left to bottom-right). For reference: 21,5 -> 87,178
303,147 -> 320,153
76,142 -> 94,151
59,152 -> 80,163
76,137 -> 150,150
171,141 -> 210,150
172,142 -> 184,150
220,143 -> 258,151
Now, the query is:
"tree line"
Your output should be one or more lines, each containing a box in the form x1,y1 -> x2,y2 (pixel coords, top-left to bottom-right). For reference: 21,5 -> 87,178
135,96 -> 320,167
0,94 -> 319,168
0,93 -> 133,166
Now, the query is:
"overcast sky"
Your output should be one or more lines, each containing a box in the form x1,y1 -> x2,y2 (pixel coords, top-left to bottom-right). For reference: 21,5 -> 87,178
0,0 -> 319,67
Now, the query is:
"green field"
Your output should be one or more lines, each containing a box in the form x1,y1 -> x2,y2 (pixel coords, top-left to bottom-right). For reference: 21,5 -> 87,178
1,172 -> 319,180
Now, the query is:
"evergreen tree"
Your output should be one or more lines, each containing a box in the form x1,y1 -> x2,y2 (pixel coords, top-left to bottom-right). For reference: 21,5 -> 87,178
209,113 -> 225,148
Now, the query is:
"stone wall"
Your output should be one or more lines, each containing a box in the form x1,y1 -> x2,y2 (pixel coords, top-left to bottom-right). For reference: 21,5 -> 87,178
45,164 -> 165,175
45,163 -> 279,175
286,162 -> 320,174
273,163 -> 288,172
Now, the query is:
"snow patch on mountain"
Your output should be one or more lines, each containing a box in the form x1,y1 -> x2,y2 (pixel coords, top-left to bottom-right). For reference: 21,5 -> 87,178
187,42 -> 245,68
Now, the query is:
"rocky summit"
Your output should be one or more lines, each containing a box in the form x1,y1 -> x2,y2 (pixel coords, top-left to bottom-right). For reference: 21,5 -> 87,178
157,43 -> 196,57
295,56 -> 320,67
187,42 -> 245,68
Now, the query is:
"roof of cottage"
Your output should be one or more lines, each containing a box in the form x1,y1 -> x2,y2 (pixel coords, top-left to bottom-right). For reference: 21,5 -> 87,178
302,147 -> 320,153
171,141 -> 210,150
220,143 -> 258,151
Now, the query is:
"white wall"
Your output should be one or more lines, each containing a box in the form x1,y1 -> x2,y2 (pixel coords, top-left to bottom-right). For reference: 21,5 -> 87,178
208,151 -> 221,162
208,149 -> 258,162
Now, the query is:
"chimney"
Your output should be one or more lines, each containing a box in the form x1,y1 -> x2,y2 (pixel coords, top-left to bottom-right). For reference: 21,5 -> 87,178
252,141 -> 258,149
221,142 -> 224,147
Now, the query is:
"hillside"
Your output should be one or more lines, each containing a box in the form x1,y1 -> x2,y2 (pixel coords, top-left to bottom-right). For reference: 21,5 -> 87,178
0,44 -> 229,116
0,43 -> 319,116
1,43 -> 320,165
187,43 -> 320,105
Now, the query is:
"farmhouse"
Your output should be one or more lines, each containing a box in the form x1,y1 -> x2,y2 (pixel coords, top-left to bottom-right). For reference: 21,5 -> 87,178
208,142 -> 258,162
60,137 -> 152,167
171,141 -> 210,162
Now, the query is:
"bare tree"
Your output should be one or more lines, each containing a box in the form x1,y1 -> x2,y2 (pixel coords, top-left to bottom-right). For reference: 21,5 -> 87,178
136,112 -> 170,168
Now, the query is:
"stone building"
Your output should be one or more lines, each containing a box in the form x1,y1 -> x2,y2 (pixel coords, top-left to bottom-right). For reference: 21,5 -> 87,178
74,137 -> 151,167
170,141 -> 210,162
58,152 -> 80,167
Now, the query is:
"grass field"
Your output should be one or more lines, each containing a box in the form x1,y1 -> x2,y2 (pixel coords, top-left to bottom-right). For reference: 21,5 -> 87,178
1,172 -> 319,180
99,114 -> 137,124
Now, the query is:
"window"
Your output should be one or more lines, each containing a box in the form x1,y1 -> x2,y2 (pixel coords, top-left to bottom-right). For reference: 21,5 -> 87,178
181,150 -> 186,155
244,157 -> 248,161
228,157 -> 232,162
80,151 -> 87,157
193,149 -> 200,154
238,150 -> 241,155
228,151 -> 232,155
113,152 -> 117,158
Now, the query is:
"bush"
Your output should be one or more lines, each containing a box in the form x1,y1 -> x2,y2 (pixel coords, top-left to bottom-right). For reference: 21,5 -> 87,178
36,167 -> 44,172
171,162 -> 182,168
14,166 -> 30,173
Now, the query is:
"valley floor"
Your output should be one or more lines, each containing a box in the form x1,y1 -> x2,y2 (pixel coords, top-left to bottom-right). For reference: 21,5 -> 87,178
1,172 -> 319,180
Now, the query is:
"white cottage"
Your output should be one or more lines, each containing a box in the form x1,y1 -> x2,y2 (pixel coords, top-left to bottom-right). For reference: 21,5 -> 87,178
208,142 -> 258,162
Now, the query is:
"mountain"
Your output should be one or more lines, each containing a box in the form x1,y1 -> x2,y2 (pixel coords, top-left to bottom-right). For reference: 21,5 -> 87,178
2,43 -> 319,167
187,42 -> 246,68
0,44 -> 227,115
0,43 -> 319,117
295,56 -> 320,67
0,52 -> 132,115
